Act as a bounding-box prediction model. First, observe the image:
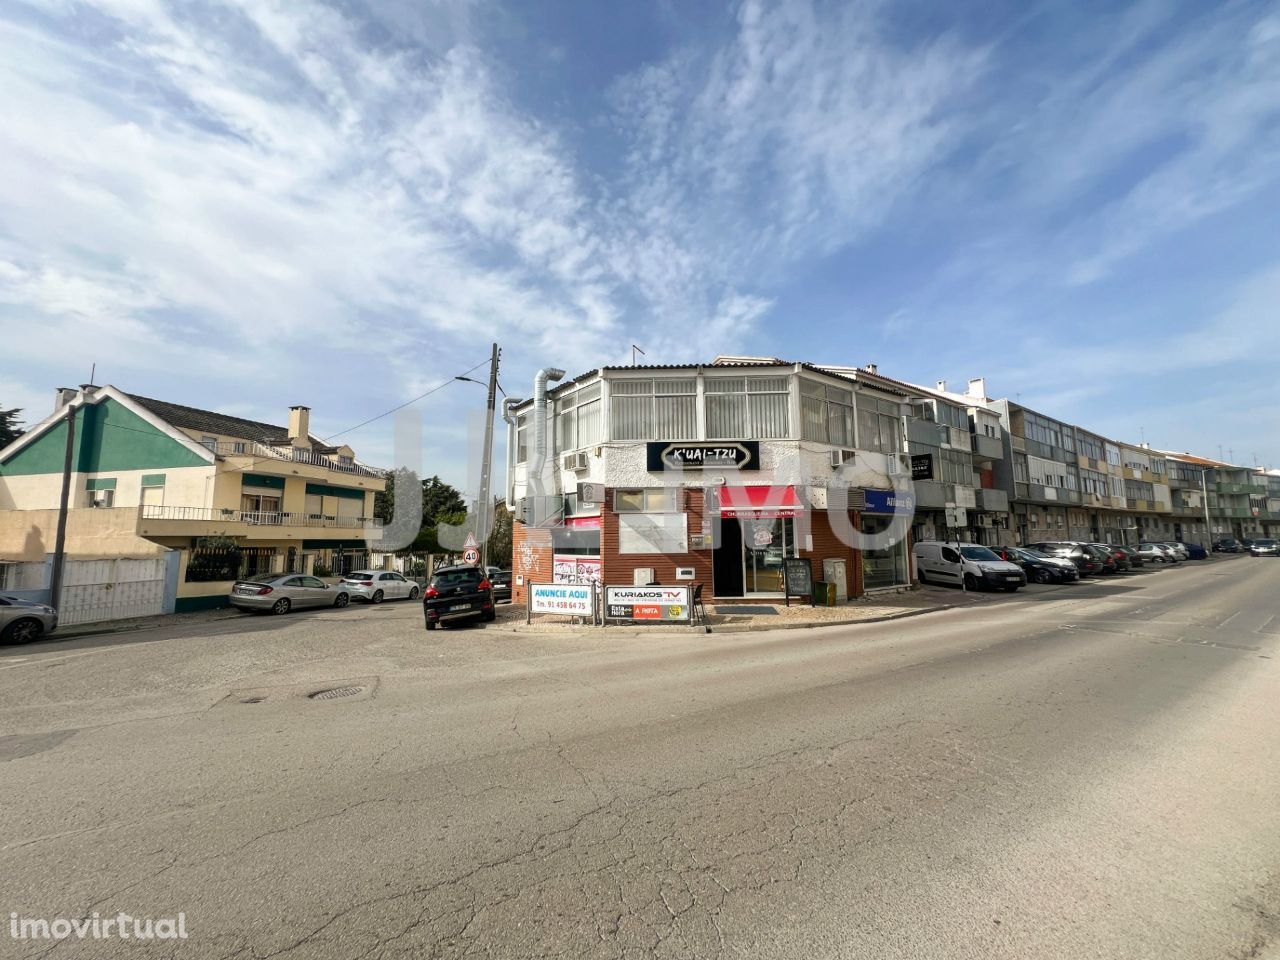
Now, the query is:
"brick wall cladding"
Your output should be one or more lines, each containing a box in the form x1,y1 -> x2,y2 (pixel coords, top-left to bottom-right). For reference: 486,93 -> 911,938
602,488 -> 714,590
511,523 -> 554,606
798,508 -> 860,599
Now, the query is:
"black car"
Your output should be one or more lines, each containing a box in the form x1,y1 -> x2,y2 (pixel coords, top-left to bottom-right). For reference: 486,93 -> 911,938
423,565 -> 495,630
1026,541 -> 1104,576
993,546 -> 1079,584
488,568 -> 513,603
1213,538 -> 1240,553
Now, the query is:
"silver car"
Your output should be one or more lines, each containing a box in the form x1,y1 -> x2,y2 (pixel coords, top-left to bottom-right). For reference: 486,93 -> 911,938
1159,542 -> 1190,561
0,595 -> 59,644
337,570 -> 420,603
229,574 -> 350,615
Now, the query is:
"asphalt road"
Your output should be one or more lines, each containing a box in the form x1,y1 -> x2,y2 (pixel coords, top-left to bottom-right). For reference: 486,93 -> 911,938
2,555 -> 1278,959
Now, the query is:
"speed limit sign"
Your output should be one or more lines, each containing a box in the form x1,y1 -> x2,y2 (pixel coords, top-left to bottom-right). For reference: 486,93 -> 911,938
463,546 -> 480,566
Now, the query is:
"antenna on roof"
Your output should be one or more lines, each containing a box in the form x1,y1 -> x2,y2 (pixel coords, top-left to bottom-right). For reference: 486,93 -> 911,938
631,344 -> 646,366
89,362 -> 96,385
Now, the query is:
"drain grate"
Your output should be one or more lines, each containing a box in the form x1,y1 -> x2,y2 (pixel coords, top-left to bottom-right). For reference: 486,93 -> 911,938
308,685 -> 364,701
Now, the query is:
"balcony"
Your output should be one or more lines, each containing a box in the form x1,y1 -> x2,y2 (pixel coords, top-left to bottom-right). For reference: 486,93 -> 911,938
976,487 -> 1009,512
204,441 -> 384,479
971,433 -> 1004,460
137,505 -> 385,540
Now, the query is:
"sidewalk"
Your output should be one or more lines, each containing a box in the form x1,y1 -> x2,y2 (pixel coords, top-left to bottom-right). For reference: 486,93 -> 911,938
51,607 -> 244,640
498,590 -> 953,636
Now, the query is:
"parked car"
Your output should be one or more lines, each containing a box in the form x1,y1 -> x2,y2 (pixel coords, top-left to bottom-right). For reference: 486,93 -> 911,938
1214,538 -> 1240,553
1250,538 -> 1279,557
1241,538 -> 1255,551
423,565 -> 496,629
1159,542 -> 1190,561
1083,543 -> 1118,574
1115,545 -> 1144,568
992,546 -> 1079,584
338,570 -> 421,603
1093,543 -> 1131,571
0,595 -> 59,644
1026,541 -> 1104,576
230,574 -> 350,614
913,541 -> 1026,591
1137,542 -> 1176,564
488,569 -> 513,603
1181,542 -> 1208,560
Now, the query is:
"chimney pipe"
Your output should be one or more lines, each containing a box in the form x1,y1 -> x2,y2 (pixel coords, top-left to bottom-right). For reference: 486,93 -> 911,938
864,363 -> 878,374
936,380 -> 947,393
966,377 -> 986,399
54,387 -> 77,412
529,368 -> 565,524
288,405 -> 311,445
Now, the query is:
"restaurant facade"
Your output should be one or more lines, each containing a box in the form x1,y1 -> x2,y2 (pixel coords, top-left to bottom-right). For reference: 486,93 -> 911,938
506,359 -> 921,604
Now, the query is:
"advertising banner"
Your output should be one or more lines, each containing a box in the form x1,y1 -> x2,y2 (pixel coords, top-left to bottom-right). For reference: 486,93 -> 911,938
528,583 -> 595,619
553,554 -> 602,584
604,585 -> 692,623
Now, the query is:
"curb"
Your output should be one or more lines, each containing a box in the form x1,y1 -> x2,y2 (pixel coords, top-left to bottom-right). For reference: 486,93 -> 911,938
487,603 -> 954,639
52,612 -> 244,641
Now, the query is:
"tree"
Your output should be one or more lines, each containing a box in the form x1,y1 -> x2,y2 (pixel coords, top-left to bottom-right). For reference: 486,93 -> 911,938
488,499 -> 513,568
0,406 -> 23,448
421,475 -> 465,526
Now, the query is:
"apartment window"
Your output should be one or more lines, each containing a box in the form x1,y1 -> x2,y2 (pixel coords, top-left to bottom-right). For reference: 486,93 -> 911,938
940,448 -> 974,486
856,395 -> 902,455
1105,444 -> 1121,466
981,420 -> 999,439
1151,459 -> 1166,476
85,478 -> 116,508
1061,429 -> 1075,453
612,378 -> 696,441
337,455 -> 353,467
515,414 -> 529,464
800,379 -> 854,446
554,382 -> 604,451
705,377 -> 789,439
1125,479 -> 1154,500
613,488 -> 680,513
241,492 -> 282,518
1013,455 -> 1029,483
201,435 -> 218,451
1078,434 -> 1105,461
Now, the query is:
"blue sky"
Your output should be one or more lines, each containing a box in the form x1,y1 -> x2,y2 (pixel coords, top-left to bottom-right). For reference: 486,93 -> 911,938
2,0 -> 1279,490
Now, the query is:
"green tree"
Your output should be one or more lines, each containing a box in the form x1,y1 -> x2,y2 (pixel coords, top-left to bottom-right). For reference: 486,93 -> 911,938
375,471 -> 470,556
421,475 -> 465,526
488,499 -> 513,568
0,406 -> 23,448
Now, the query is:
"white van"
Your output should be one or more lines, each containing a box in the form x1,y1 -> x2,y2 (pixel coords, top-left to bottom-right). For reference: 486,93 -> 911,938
912,541 -> 1026,591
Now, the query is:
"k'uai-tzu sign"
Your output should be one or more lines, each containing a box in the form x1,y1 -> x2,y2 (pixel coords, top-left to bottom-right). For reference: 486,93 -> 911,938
646,441 -> 760,472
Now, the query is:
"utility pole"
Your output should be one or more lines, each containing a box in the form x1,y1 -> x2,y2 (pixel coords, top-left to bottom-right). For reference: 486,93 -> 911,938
49,400 -> 78,612
477,342 -> 500,569
1200,467 -> 1212,544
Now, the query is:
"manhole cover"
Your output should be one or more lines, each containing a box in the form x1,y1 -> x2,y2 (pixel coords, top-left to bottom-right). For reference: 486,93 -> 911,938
308,686 -> 364,701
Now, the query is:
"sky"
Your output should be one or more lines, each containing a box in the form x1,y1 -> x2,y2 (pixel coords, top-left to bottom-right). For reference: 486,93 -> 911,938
2,0 -> 1279,493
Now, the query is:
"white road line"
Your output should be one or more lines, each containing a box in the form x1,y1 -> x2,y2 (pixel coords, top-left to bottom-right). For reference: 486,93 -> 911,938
1219,610 -> 1242,628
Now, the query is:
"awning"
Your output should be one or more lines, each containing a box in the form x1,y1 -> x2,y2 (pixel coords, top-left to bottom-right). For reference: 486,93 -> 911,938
563,516 -> 601,529
719,485 -> 804,519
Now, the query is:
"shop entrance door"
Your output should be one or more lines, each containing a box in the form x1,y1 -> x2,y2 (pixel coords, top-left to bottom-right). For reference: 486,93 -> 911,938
743,518 -> 788,595
713,517 -> 744,597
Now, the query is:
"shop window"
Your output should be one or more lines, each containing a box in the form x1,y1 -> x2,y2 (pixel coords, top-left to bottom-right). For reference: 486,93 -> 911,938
613,488 -> 679,513
619,514 -> 688,554
861,515 -> 908,588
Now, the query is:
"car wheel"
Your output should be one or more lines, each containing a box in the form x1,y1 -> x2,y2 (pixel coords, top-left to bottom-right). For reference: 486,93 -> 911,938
409,586 -> 420,600
917,569 -> 928,584
1005,584 -> 1020,592
271,597 -> 291,615
483,609 -> 496,622
372,589 -> 384,604
334,593 -> 349,608
963,573 -> 977,591
1034,568 -> 1053,584
1,617 -> 44,645
425,621 -> 437,631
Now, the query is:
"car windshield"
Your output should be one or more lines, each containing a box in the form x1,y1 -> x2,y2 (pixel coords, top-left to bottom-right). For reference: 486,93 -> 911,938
244,573 -> 279,583
960,546 -> 1000,561
1019,548 -> 1049,559
1256,539 -> 1278,547
432,570 -> 480,588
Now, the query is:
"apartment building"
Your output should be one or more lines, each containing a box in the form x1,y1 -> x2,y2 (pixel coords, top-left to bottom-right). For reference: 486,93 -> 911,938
506,358 -> 925,602
0,385 -> 385,611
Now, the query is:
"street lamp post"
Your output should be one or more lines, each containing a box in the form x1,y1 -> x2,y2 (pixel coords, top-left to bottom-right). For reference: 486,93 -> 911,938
456,345 -> 502,569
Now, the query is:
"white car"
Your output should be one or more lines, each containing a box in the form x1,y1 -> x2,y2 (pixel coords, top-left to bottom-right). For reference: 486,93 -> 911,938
338,570 -> 421,604
1159,542 -> 1190,561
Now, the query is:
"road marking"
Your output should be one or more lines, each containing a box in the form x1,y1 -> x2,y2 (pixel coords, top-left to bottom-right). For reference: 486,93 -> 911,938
1219,610 -> 1242,627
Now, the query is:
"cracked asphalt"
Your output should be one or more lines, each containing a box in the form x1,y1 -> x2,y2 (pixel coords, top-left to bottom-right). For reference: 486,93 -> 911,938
2,554 -> 1278,959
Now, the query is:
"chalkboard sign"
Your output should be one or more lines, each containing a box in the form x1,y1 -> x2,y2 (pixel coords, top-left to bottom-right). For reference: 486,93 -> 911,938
783,557 -> 814,607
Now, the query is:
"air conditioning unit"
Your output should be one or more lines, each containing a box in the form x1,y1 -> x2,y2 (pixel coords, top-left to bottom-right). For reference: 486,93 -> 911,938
829,449 -> 854,468
889,453 -> 911,475
90,493 -> 111,508
561,451 -> 589,472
